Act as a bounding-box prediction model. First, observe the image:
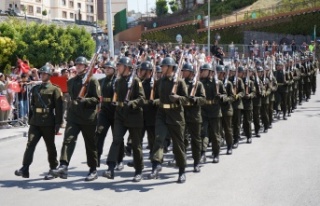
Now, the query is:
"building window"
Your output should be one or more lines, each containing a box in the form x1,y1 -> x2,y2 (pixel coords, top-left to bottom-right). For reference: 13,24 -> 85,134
69,1 -> 74,8
28,6 -> 34,14
20,5 -> 25,11
62,11 -> 67,18
62,0 -> 66,6
70,13 -> 74,19
87,15 -> 94,22
36,0 -> 42,3
36,7 -> 41,14
87,5 -> 94,13
77,3 -> 81,9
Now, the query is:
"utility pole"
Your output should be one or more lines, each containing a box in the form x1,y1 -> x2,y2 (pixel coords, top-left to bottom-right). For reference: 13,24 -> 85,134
107,0 -> 114,57
208,0 -> 210,57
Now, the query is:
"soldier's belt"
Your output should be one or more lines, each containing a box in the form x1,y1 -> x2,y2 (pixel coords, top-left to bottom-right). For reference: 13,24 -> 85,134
35,108 -> 52,113
115,102 -> 125,107
102,98 -> 112,102
277,83 -> 285,86
205,100 -> 216,105
160,103 -> 179,109
184,102 -> 194,106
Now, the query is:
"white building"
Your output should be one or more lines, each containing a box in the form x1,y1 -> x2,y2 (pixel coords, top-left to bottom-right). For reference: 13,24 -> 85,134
0,0 -> 98,22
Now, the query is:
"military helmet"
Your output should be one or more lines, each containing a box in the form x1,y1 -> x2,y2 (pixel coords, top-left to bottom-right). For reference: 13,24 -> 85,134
103,61 -> 115,69
256,66 -> 264,72
156,65 -> 162,73
75,56 -> 88,66
39,65 -> 52,75
276,60 -> 284,66
161,57 -> 176,66
238,66 -> 245,72
140,61 -> 152,70
216,65 -> 225,73
117,57 -> 133,68
181,63 -> 194,72
200,63 -> 212,71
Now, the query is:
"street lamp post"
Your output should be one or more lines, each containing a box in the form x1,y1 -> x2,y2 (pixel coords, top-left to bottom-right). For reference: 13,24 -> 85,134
207,0 -> 210,57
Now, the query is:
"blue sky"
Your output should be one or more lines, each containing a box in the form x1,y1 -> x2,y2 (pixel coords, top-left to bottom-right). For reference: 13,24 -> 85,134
127,0 -> 156,13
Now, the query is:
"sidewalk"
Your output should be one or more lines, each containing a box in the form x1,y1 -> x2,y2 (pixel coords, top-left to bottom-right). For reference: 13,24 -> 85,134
0,125 -> 29,142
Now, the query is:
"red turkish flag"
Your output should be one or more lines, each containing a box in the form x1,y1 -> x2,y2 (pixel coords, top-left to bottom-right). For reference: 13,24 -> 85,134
206,56 -> 212,63
0,95 -> 10,111
17,58 -> 30,74
8,81 -> 21,92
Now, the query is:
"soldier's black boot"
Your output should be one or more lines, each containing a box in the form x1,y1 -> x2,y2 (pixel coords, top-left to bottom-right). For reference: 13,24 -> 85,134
283,114 -> 287,120
85,167 -> 98,181
102,162 -> 115,179
193,162 -> 201,173
148,162 -> 161,179
115,162 -> 124,171
52,164 -> 68,179
247,136 -> 252,144
226,145 -> 232,155
199,152 -> 206,164
44,169 -> 57,180
177,168 -> 186,184
15,165 -> 29,178
127,161 -> 134,167
232,137 -> 239,149
132,170 -> 143,182
212,154 -> 219,163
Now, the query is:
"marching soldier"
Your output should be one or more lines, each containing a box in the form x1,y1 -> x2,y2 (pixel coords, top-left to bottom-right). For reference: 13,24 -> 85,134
267,65 -> 277,129
15,65 -> 63,179
309,54 -> 317,95
181,62 -> 206,172
103,57 -> 145,182
95,61 -> 124,170
242,67 -> 256,143
259,66 -> 271,133
274,61 -> 289,120
148,57 -> 189,183
138,61 -> 157,158
286,59 -> 294,116
219,65 -> 235,155
229,66 -> 245,149
52,56 -> 101,181
301,57 -> 311,102
200,63 -> 227,164
251,66 -> 264,137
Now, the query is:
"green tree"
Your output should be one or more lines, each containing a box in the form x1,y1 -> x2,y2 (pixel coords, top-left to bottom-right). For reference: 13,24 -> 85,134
0,36 -> 17,71
0,18 -> 95,68
156,0 -> 168,17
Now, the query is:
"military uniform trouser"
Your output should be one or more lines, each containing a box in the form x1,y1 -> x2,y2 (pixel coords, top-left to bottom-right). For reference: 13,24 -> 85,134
242,110 -> 253,138
304,81 -> 311,99
232,108 -> 242,143
185,122 -> 201,165
95,111 -> 124,165
62,93 -> 70,125
311,74 -> 317,94
287,91 -> 292,112
275,92 -> 288,115
253,106 -> 261,134
60,122 -> 98,168
268,101 -> 275,126
152,119 -> 186,169
292,88 -> 298,109
141,125 -> 155,156
260,103 -> 269,130
221,115 -> 233,147
298,81 -> 303,103
107,121 -> 143,172
23,125 -> 58,169
201,116 -> 222,156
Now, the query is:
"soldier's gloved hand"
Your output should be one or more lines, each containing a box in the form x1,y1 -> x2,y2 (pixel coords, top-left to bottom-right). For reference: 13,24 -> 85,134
55,124 -> 61,135
151,99 -> 160,107
214,94 -> 222,101
169,94 -> 180,103
244,94 -> 250,99
125,100 -> 135,109
76,97 -> 86,103
189,96 -> 197,104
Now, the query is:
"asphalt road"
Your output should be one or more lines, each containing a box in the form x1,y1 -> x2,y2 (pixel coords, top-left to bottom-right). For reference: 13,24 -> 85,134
1,77 -> 320,206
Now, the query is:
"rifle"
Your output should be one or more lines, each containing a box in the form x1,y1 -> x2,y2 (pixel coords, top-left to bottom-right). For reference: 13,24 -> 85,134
125,56 -> 141,102
78,46 -> 101,98
171,55 -> 184,95
212,60 -> 220,95
149,58 -> 157,100
224,66 -> 229,88
190,62 -> 201,97
245,57 -> 250,95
